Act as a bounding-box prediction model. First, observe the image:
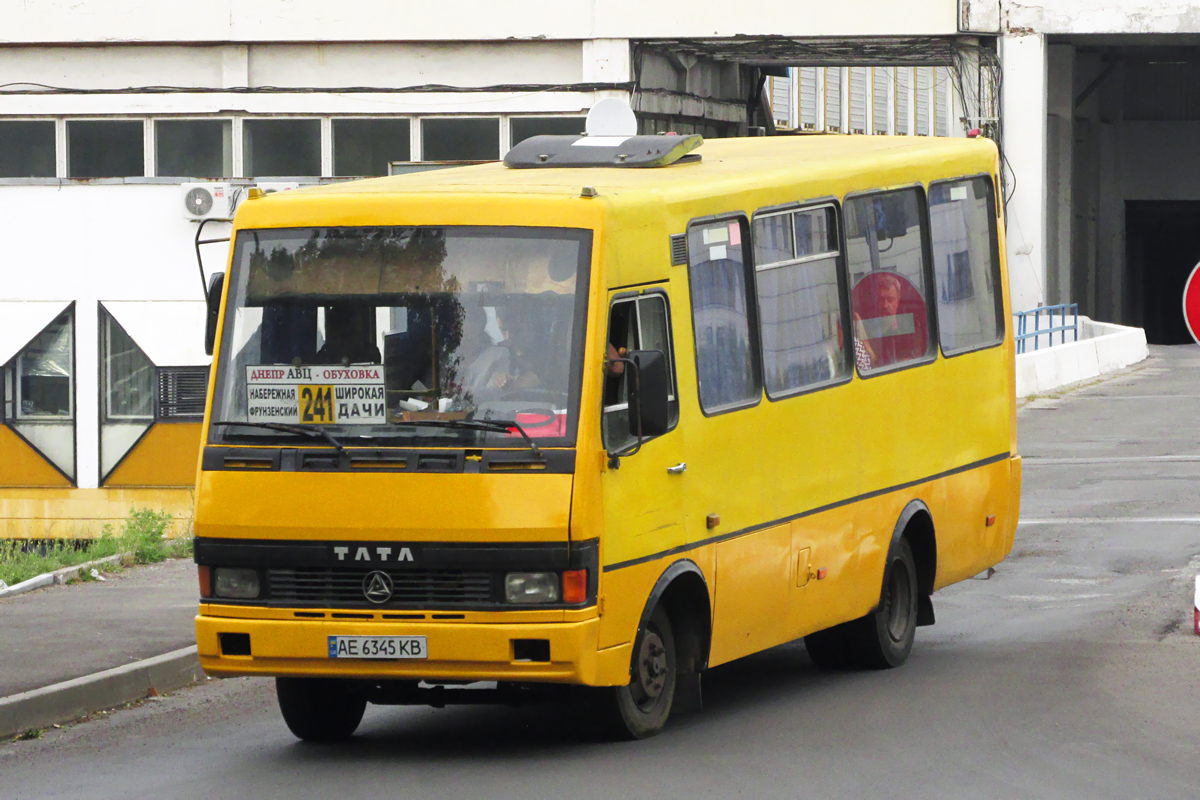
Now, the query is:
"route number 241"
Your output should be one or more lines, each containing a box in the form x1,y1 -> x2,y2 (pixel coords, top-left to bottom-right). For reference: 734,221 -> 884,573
299,385 -> 335,423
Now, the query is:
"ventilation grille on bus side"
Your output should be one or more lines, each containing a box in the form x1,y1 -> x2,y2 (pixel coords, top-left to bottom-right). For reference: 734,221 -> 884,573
158,366 -> 209,420
267,568 -> 494,606
669,233 -> 688,265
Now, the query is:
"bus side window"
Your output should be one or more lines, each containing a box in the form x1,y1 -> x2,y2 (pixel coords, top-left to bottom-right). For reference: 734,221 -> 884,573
687,217 -> 761,413
929,176 -> 1004,355
844,188 -> 935,372
602,293 -> 678,450
751,204 -> 851,397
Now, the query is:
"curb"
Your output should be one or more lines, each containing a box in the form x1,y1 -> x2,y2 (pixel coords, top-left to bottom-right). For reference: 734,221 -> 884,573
0,646 -> 202,739
0,553 -> 129,600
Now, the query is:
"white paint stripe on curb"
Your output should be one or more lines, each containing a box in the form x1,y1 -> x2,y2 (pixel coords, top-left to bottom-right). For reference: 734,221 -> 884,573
0,553 -> 129,600
1019,516 -> 1200,526
0,646 -> 201,739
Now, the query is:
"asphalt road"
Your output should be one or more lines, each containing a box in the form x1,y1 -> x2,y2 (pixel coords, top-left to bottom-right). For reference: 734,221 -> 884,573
4,346 -> 1200,800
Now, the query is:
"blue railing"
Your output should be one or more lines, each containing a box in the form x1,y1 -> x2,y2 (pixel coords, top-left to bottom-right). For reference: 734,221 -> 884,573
1015,304 -> 1079,354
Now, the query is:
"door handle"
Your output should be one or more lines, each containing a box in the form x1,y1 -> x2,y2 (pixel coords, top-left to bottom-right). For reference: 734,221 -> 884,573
667,462 -> 687,475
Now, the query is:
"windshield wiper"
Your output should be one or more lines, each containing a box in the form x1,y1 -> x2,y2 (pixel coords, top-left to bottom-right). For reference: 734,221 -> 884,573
394,418 -> 542,459
211,421 -> 345,454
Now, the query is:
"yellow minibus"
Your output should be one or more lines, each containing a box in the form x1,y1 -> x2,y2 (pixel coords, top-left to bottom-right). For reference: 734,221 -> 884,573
194,118 -> 1021,741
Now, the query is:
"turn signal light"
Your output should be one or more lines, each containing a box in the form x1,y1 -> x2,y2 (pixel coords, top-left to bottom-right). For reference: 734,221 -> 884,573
198,565 -> 212,598
562,569 -> 587,604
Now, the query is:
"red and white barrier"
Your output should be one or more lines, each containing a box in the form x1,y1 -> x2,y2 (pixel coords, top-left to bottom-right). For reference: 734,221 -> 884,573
1195,576 -> 1200,636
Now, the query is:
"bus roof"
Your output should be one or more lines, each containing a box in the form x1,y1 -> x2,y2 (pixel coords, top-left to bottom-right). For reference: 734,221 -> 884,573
280,135 -> 999,207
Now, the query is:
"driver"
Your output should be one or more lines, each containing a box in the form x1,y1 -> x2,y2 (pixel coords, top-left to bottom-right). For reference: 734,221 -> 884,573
464,304 -> 542,391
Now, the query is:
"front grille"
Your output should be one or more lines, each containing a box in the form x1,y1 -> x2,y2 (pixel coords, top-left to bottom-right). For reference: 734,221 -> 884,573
267,567 -> 494,607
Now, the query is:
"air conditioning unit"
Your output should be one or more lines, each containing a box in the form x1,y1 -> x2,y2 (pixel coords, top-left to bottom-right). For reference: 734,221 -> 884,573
181,183 -> 232,221
255,181 -> 302,195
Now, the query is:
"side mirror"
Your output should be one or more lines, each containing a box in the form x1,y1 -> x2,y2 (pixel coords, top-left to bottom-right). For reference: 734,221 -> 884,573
627,349 -> 669,437
204,271 -> 225,357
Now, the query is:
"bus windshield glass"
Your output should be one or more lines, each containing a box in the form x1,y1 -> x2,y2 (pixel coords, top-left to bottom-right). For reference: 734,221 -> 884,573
210,226 -> 592,447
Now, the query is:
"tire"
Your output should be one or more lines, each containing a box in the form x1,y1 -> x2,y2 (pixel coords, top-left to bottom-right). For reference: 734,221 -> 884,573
802,622 -> 859,671
803,538 -> 919,671
601,605 -> 677,740
275,677 -> 367,742
854,538 -> 919,670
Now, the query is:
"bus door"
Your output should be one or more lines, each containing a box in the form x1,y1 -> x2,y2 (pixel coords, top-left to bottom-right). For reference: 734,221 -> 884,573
599,290 -> 685,579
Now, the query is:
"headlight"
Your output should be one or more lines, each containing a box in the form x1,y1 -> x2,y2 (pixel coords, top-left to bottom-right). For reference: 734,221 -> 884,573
213,567 -> 260,599
505,572 -> 560,604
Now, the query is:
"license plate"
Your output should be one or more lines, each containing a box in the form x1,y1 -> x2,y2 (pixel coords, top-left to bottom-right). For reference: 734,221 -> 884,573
327,635 -> 427,660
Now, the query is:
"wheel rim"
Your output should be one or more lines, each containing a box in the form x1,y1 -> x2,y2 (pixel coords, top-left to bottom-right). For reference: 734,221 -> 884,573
884,560 -> 914,643
632,628 -> 668,711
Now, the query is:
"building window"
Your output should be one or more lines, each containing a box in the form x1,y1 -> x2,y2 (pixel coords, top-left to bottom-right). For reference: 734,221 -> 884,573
0,121 -> 56,178
244,119 -> 321,177
156,119 -> 232,178
752,205 -> 850,397
687,217 -> 760,414
15,313 -> 73,419
67,120 -> 144,178
511,117 -> 586,147
332,119 -> 411,177
845,188 -> 934,372
421,118 -> 500,161
929,177 -> 1003,354
102,314 -> 155,420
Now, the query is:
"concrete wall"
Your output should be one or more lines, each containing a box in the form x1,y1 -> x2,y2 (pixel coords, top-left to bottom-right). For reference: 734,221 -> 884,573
0,1 -> 963,42
1005,1 -> 1200,34
1014,317 -> 1149,398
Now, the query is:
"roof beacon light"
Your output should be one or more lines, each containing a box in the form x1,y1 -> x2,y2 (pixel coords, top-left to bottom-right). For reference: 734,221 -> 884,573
504,97 -> 702,169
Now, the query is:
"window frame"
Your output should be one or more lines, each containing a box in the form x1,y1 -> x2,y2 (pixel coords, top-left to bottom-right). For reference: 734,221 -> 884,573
601,288 -> 681,447
750,198 -> 854,402
685,212 -> 763,417
14,308 -> 76,422
842,183 -> 940,379
100,311 -> 156,423
0,118 -> 58,179
418,116 -> 503,163
152,116 -> 235,179
241,117 -> 323,178
928,172 -> 1007,359
65,117 -> 147,179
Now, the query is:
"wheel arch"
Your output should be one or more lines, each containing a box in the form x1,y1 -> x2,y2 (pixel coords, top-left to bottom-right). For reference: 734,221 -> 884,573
634,559 -> 713,674
889,499 -> 937,625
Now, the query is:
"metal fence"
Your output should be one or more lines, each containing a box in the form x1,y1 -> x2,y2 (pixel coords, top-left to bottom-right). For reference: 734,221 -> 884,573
1015,304 -> 1079,354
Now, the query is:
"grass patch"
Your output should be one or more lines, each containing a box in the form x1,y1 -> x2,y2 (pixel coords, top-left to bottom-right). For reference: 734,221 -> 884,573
0,509 -> 192,588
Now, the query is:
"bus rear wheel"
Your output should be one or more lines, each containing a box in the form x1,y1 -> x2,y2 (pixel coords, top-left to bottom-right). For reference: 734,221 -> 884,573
602,605 -> 677,740
803,538 -> 918,671
276,677 -> 367,742
855,538 -> 918,669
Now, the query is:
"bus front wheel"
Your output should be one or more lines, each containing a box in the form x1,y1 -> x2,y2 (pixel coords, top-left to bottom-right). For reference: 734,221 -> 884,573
276,677 -> 367,742
603,605 -> 677,739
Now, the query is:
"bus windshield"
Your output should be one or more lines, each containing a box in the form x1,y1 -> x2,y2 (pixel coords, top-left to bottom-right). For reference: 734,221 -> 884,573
210,225 -> 592,447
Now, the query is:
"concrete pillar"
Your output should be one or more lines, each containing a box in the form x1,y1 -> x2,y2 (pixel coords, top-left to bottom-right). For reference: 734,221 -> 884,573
1001,33 -> 1048,312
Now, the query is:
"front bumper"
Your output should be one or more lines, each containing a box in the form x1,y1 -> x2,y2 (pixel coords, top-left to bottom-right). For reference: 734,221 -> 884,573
196,606 -> 630,687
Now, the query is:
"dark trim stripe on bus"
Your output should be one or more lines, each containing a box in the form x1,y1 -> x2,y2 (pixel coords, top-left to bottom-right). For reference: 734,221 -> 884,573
602,451 -> 1013,573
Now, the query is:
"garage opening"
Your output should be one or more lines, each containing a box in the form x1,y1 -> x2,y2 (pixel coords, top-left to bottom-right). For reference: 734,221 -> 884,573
1126,201 -> 1200,344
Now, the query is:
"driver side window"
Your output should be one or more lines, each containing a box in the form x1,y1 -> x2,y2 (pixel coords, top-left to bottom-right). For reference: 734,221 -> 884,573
602,293 -> 678,450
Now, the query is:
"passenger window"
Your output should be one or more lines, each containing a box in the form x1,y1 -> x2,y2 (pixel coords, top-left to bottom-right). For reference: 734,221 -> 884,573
844,189 -> 934,372
752,205 -> 850,397
687,218 -> 760,413
929,177 -> 1004,354
602,294 -> 677,450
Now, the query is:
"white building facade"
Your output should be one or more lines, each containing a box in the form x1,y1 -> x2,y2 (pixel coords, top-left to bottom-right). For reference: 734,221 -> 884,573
0,1 -> 1000,536
998,0 -> 1200,343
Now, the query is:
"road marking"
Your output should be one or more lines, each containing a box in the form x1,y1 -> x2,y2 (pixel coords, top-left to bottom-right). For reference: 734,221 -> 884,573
1024,455 -> 1200,465
1020,516 -> 1200,526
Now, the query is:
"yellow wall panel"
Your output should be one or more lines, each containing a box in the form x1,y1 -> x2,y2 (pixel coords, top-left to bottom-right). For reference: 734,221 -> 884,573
0,425 -> 71,488
0,487 -> 195,538
104,423 -> 203,487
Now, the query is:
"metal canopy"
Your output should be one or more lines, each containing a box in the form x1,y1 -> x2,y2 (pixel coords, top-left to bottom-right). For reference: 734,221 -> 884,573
641,36 -> 964,68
